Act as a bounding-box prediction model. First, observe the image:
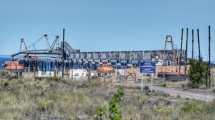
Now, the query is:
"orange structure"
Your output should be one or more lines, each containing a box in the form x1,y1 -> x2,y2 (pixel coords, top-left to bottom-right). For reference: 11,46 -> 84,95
97,64 -> 114,74
156,65 -> 189,76
5,61 -> 24,71
125,67 -> 137,80
127,67 -> 136,75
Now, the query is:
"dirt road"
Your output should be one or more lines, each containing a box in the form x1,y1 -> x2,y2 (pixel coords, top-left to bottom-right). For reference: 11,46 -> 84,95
115,82 -> 215,102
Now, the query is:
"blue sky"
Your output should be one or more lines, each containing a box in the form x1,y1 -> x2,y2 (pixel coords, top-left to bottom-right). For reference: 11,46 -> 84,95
1,0 -> 215,60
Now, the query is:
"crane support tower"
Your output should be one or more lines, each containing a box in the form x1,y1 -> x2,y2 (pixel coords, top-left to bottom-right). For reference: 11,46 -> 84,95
20,38 -> 28,52
163,35 -> 176,65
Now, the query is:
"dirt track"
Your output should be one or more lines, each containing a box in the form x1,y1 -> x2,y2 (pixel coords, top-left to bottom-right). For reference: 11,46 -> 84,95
115,82 -> 215,102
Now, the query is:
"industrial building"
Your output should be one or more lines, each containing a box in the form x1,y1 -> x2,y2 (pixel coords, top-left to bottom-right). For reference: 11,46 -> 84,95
4,29 -> 186,79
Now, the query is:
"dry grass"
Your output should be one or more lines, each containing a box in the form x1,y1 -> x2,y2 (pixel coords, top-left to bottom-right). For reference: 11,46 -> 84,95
0,73 -> 215,120
0,77 -> 116,120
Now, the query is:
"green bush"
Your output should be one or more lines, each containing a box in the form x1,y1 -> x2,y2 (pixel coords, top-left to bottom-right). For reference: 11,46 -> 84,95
188,60 -> 208,88
95,106 -> 106,119
109,87 -> 124,120
94,87 -> 124,120
161,83 -> 167,87
181,102 -> 202,113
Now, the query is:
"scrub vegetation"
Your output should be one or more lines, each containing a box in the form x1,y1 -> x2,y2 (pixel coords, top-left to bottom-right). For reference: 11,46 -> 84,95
0,72 -> 215,120
188,60 -> 208,88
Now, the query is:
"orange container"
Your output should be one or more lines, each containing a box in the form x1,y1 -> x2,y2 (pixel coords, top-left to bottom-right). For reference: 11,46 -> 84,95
156,65 -> 189,76
5,61 -> 24,71
97,64 -> 114,73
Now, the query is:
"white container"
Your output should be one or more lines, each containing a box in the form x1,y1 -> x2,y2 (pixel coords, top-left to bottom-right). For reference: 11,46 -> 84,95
37,71 -> 55,77
117,69 -> 126,76
69,69 -> 88,80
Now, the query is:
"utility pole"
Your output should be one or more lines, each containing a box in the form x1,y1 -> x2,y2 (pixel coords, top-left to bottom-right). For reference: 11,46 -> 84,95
62,28 -> 65,78
179,28 -> 184,75
197,29 -> 201,62
185,28 -> 188,75
192,29 -> 194,59
208,26 -> 211,88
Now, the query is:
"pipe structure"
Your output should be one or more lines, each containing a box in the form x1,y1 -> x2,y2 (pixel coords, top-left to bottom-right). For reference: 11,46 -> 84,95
62,28 -> 65,78
185,28 -> 188,75
208,25 -> 211,88
192,29 -> 194,59
179,28 -> 184,75
197,29 -> 201,62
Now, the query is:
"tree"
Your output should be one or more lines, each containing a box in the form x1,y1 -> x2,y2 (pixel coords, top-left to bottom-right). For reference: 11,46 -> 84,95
188,60 -> 208,88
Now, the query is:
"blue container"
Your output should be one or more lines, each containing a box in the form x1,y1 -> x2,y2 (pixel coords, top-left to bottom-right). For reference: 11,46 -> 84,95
139,61 -> 156,74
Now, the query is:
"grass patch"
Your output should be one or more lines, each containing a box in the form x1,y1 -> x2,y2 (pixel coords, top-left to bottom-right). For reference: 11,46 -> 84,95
0,76 -> 215,120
